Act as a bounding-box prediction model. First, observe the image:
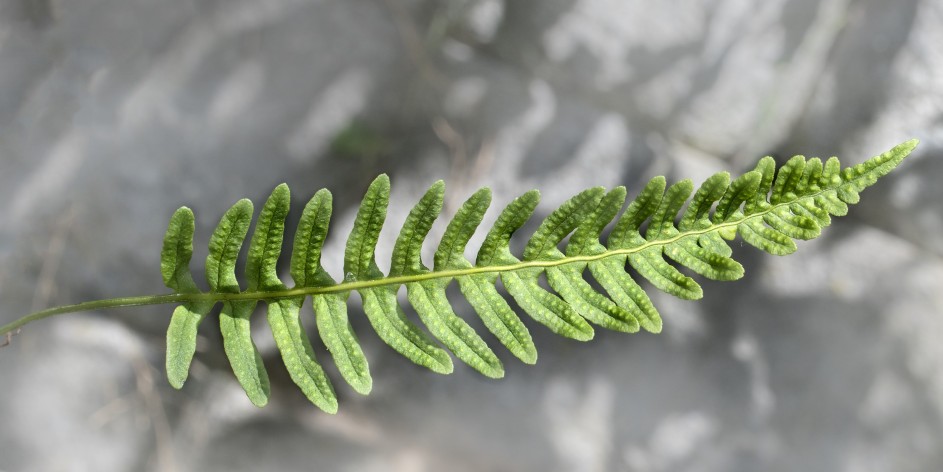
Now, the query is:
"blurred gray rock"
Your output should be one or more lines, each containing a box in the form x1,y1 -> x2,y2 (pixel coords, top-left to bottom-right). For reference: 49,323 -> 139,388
1,0 -> 941,471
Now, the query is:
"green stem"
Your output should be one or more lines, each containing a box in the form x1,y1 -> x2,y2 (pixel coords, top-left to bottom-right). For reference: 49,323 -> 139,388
1,294 -> 189,335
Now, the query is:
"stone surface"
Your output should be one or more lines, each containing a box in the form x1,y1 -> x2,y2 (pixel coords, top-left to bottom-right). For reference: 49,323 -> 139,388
1,0 -> 942,471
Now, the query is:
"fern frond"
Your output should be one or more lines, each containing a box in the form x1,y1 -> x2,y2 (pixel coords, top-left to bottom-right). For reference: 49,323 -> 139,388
167,139 -> 919,411
0,140 -> 917,413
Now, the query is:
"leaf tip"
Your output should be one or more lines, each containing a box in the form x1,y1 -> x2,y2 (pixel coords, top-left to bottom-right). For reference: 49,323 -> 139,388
247,391 -> 270,408
894,138 -> 919,160
610,185 -> 628,199
472,186 -> 493,202
166,368 -> 187,390
273,182 -> 291,198
234,198 -> 254,214
521,350 -> 538,365
321,398 -> 340,414
645,323 -> 663,334
172,206 -> 194,219
485,366 -> 506,379
574,326 -> 595,342
372,173 -> 391,187
353,378 -> 373,396
640,316 -> 663,334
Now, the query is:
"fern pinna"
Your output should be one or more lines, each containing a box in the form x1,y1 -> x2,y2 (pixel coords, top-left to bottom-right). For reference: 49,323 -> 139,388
0,140 -> 918,412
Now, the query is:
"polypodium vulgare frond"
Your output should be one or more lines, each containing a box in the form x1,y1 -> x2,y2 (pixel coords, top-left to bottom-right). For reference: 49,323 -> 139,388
0,140 -> 918,413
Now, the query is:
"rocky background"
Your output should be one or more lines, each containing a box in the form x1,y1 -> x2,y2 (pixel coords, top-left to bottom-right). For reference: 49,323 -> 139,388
1,0 -> 942,471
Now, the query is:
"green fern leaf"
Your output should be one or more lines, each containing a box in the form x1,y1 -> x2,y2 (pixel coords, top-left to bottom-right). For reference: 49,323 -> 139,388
162,207 -> 213,389
393,181 -> 504,378
486,190 -> 596,341
588,180 -> 664,333
557,187 -> 641,333
538,188 -> 638,333
290,189 -> 372,395
346,175 -> 454,374
207,199 -> 271,407
617,180 -> 703,301
669,173 -> 744,281
0,139 -> 919,413
249,184 -> 337,413
435,189 -> 538,365
161,207 -> 199,294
